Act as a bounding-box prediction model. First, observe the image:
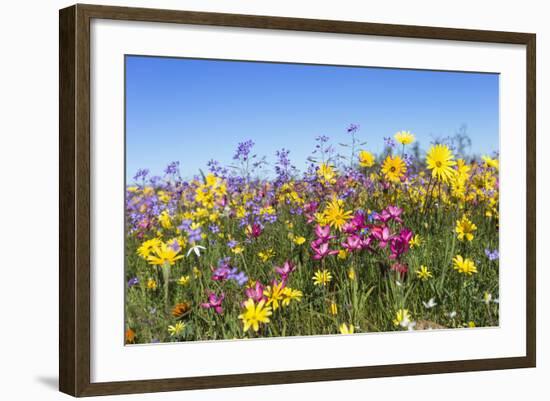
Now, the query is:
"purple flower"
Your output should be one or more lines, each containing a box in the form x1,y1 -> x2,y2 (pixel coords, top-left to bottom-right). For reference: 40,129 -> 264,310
384,137 -> 396,149
347,123 -> 360,134
212,265 -> 231,281
201,292 -> 225,314
228,267 -> 248,286
167,238 -> 181,252
233,139 -> 255,161
164,161 -> 180,176
275,148 -> 297,183
227,240 -> 238,249
485,248 -> 499,261
133,168 -> 149,182
127,277 -> 139,288
187,227 -> 202,243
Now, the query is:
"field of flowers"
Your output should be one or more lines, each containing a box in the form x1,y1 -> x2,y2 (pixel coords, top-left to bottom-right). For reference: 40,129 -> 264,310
124,127 -> 499,344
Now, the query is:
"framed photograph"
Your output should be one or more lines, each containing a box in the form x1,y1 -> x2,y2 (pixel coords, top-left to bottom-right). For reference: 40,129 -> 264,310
59,4 -> 536,397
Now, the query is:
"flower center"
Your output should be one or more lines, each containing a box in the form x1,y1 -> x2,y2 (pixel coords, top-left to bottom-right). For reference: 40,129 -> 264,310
435,161 -> 442,167
390,166 -> 396,172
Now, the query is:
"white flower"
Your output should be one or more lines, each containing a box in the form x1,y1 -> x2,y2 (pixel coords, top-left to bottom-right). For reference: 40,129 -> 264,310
186,245 -> 206,257
483,292 -> 492,305
447,311 -> 457,319
422,298 -> 437,309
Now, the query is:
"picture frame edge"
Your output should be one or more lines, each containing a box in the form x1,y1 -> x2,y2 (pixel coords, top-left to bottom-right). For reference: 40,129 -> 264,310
59,3 -> 537,397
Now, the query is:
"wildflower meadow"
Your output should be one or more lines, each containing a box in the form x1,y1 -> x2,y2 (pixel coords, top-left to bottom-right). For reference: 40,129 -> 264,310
124,128 -> 499,344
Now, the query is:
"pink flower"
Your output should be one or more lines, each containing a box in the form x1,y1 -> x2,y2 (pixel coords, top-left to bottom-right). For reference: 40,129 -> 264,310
389,228 -> 413,259
390,262 -> 408,277
311,242 -> 339,260
374,209 -> 391,223
387,205 -> 403,223
304,202 -> 319,224
371,225 -> 393,248
314,225 -> 333,242
275,260 -> 296,281
201,292 -> 225,314
244,282 -> 266,303
342,234 -> 363,252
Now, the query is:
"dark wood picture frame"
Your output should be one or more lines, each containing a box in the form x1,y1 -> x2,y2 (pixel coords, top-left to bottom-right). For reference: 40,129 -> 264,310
59,3 -> 536,397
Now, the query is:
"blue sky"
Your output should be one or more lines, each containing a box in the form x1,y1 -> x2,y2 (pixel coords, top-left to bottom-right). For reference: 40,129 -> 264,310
126,55 -> 499,181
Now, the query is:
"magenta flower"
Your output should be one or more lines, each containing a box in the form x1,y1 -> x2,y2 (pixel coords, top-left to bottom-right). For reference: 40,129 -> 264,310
304,202 -> 319,224
311,242 -> 339,260
201,292 -> 225,314
343,212 -> 367,234
387,205 -> 403,223
314,225 -> 332,242
342,234 -> 363,252
374,209 -> 391,223
244,281 -> 266,303
371,225 -> 393,248
389,228 -> 413,259
275,260 -> 296,281
246,223 -> 263,239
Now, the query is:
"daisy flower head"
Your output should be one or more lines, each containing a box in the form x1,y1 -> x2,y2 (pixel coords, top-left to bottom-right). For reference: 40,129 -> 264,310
137,238 -> 162,259
482,155 -> 499,170
146,278 -> 157,290
394,131 -> 415,145
238,298 -> 272,332
455,215 -> 477,241
409,234 -> 422,248
415,265 -> 433,281
125,328 -> 136,344
168,321 -> 186,337
293,235 -> 306,245
317,163 -> 337,185
358,150 -> 375,168
263,281 -> 286,311
258,248 -> 275,262
313,269 -> 333,286
426,144 -> 457,183
452,255 -> 478,275
146,241 -> 184,266
381,155 -> 407,183
339,323 -> 355,334
393,309 -> 412,328
171,302 -> 191,318
322,197 -> 352,231
281,287 -> 303,306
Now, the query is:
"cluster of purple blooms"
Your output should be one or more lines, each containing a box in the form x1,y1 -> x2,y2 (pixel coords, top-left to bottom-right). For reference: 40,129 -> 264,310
485,248 -> 499,261
211,257 -> 248,286
178,219 -> 202,243
274,148 -> 297,184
